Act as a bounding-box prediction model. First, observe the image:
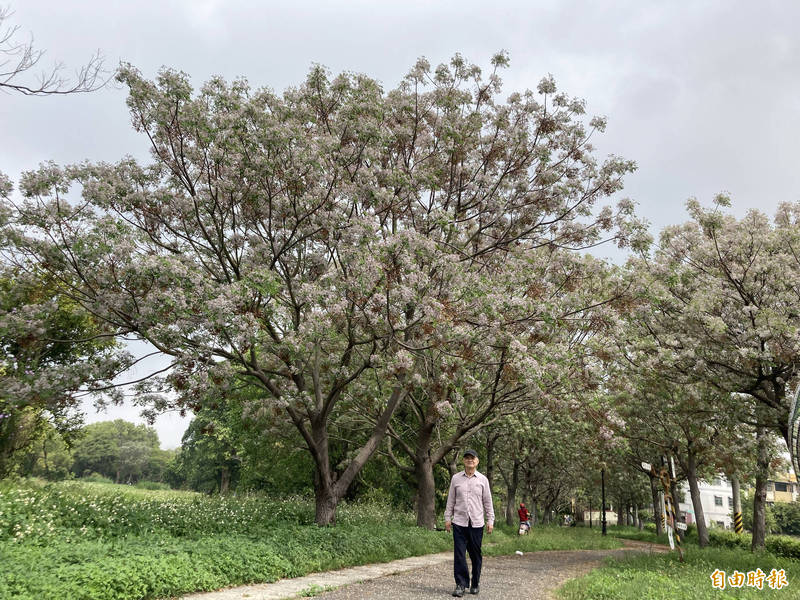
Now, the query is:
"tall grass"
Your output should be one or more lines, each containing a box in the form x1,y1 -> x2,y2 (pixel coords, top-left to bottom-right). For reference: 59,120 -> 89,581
558,546 -> 800,599
485,523 -> 623,555
0,479 -> 449,600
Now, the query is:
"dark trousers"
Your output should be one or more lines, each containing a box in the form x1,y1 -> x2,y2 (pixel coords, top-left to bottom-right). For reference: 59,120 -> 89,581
452,523 -> 484,588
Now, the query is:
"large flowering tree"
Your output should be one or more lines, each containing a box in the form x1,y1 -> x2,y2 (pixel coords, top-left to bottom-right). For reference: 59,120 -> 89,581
0,174 -> 126,477
615,197 -> 800,547
3,54 -> 642,524
627,197 -> 800,443
369,55 -> 642,528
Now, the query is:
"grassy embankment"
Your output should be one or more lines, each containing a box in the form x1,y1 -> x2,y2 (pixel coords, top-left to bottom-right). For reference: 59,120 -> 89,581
558,525 -> 800,599
0,479 -> 618,600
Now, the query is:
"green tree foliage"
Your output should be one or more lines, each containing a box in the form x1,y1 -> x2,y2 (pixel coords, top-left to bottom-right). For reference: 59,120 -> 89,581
740,490 -> 778,534
18,421 -> 73,480
176,384 -> 317,495
71,420 -> 162,483
0,268 -> 125,477
4,53 -> 643,524
771,502 -> 800,536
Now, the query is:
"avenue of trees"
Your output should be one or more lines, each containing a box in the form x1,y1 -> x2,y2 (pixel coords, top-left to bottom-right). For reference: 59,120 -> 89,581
2,52 -> 799,543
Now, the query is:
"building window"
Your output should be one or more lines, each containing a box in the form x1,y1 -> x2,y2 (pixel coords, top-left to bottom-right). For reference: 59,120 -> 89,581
775,482 -> 788,492
728,497 -> 733,507
714,496 -> 723,506
716,521 -> 725,528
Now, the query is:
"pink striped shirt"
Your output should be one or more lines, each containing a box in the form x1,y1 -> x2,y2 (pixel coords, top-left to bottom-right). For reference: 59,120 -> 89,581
444,470 -> 495,528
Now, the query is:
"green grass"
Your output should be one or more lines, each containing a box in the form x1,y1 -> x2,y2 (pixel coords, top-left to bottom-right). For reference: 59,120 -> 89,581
559,534 -> 800,599
0,480 -> 624,600
0,479 -> 453,600
10,479 -> 735,600
484,523 -> 624,555
604,524 -> 668,544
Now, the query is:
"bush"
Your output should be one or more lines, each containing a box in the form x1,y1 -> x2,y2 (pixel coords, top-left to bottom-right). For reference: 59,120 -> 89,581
765,535 -> 800,560
771,502 -> 800,536
708,529 -> 750,550
707,528 -> 800,561
81,473 -> 113,484
134,481 -> 171,491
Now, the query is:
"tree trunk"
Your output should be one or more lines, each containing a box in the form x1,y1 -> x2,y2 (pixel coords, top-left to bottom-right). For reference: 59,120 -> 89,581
505,458 -> 520,526
448,453 -> 459,477
730,474 -> 743,534
414,456 -> 437,529
650,476 -> 663,536
485,434 -> 496,490
315,484 -> 338,527
41,438 -> 50,478
669,477 -> 682,523
304,384 -> 406,526
530,501 -> 538,525
411,419 -> 438,529
686,448 -> 709,547
752,425 -> 770,549
220,466 -> 230,494
543,499 -> 556,523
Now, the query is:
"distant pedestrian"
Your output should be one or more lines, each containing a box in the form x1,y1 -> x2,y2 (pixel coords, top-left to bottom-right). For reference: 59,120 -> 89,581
444,449 -> 494,597
517,503 -> 531,535
518,503 -> 531,527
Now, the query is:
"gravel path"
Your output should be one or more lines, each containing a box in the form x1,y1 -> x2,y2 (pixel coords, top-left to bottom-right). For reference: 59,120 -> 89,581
181,539 -> 669,600
308,541 -> 667,600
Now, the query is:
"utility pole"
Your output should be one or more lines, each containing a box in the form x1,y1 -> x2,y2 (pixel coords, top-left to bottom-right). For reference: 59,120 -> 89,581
601,468 -> 607,536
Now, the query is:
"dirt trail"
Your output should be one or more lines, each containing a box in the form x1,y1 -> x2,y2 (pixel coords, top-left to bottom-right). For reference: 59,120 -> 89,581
181,539 -> 669,600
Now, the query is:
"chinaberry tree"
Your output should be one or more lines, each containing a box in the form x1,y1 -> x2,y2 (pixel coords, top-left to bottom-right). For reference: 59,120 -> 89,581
613,197 -> 800,547
0,264 -> 128,477
0,6 -> 112,477
371,57 -> 642,528
3,54 -> 642,523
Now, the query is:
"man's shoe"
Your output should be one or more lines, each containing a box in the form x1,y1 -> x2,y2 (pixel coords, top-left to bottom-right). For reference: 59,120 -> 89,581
452,585 -> 465,597
470,585 -> 480,595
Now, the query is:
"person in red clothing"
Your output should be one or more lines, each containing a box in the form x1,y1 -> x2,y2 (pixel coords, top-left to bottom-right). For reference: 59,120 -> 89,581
518,503 -> 531,528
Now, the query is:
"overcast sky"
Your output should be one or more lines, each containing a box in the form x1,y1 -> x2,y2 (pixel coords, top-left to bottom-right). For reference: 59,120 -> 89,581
3,0 -> 799,448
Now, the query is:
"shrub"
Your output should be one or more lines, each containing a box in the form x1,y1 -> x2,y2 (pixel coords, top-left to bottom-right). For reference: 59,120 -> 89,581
81,473 -> 113,484
771,502 -> 800,536
708,529 -> 750,550
134,481 -> 171,491
765,535 -> 800,560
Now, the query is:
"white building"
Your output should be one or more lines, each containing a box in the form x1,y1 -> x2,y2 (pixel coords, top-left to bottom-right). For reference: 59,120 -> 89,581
677,476 -> 734,529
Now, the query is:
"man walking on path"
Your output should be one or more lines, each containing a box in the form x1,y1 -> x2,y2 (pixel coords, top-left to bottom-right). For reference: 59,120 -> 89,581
444,449 -> 494,597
